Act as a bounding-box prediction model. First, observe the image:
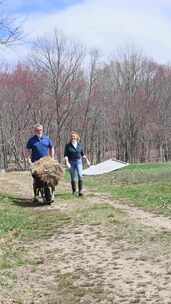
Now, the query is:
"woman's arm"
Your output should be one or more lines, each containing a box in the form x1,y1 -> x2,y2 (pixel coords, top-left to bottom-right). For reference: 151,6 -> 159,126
83,155 -> 90,166
64,156 -> 71,169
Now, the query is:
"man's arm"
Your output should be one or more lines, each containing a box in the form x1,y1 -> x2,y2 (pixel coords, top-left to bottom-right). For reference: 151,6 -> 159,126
25,149 -> 32,165
26,138 -> 33,164
49,146 -> 55,159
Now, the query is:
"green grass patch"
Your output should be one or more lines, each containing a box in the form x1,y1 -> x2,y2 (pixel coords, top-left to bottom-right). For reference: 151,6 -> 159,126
0,194 -> 72,270
71,203 -> 123,225
0,193 -> 123,270
84,162 -> 171,215
0,194 -> 71,239
55,192 -> 75,200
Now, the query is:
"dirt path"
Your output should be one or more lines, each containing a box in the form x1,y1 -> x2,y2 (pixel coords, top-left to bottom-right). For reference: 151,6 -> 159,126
89,194 -> 171,231
0,171 -> 171,304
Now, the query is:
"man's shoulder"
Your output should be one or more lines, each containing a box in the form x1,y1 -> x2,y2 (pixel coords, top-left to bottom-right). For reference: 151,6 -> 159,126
42,135 -> 53,145
27,135 -> 36,143
26,135 -> 37,148
41,135 -> 50,141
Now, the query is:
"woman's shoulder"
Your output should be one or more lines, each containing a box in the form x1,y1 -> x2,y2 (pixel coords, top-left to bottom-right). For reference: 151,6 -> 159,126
65,142 -> 71,147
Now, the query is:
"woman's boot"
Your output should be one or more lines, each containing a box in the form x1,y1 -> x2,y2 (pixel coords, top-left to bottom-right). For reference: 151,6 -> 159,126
71,180 -> 76,194
78,180 -> 83,196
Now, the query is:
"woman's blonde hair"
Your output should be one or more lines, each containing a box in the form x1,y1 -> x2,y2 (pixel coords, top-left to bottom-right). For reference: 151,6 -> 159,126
70,131 -> 80,141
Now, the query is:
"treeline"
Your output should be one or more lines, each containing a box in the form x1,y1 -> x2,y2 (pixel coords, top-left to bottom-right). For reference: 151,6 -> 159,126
0,31 -> 171,169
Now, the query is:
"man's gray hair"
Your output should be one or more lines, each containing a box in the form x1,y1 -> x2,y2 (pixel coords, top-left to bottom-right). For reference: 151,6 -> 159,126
34,123 -> 43,130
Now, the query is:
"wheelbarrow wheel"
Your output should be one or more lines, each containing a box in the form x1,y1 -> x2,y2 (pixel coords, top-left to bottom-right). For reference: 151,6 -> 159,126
44,184 -> 52,204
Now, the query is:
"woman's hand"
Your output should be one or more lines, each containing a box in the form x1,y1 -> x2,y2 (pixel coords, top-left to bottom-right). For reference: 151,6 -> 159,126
64,156 -> 71,169
86,159 -> 91,167
66,162 -> 71,169
83,155 -> 91,167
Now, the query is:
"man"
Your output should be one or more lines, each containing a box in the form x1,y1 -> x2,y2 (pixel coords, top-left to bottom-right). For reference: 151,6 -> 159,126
26,123 -> 55,201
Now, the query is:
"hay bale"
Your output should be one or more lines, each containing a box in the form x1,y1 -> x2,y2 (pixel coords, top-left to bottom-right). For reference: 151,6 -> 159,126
31,156 -> 64,187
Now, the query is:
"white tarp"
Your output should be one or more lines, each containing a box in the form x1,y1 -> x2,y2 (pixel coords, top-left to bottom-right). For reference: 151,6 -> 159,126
83,159 -> 128,176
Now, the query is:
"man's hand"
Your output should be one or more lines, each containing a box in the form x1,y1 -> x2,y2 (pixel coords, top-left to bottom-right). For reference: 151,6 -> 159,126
49,147 -> 55,159
27,158 -> 33,170
27,158 -> 32,165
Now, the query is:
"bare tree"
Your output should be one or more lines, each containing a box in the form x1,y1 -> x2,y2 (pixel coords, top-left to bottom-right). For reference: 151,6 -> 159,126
31,30 -> 85,160
0,0 -> 23,46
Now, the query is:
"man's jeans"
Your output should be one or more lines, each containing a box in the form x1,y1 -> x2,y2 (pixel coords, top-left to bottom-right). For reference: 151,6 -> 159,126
70,159 -> 83,181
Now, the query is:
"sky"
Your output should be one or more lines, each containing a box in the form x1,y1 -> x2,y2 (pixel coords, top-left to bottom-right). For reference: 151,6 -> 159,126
2,0 -> 171,64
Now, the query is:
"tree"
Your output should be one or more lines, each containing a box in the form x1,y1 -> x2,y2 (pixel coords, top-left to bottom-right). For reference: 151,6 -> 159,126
107,49 -> 160,162
0,0 -> 22,46
31,30 -> 85,160
0,64 -> 45,169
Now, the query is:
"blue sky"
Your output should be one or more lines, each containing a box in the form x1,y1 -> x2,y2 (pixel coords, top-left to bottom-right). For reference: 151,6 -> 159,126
2,0 -> 171,64
6,0 -> 83,14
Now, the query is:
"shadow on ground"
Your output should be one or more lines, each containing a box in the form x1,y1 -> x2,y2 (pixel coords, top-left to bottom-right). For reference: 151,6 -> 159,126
11,197 -> 50,208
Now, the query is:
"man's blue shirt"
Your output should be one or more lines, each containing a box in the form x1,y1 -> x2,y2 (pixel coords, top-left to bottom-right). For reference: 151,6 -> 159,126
26,135 -> 53,162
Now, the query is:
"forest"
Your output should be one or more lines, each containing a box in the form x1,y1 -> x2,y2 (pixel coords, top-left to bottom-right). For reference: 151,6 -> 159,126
0,30 -> 171,168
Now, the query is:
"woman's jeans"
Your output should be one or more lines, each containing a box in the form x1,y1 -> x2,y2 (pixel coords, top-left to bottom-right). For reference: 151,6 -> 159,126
69,159 -> 83,182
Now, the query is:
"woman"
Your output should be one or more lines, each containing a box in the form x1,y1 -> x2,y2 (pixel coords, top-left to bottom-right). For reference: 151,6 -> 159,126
64,131 -> 90,196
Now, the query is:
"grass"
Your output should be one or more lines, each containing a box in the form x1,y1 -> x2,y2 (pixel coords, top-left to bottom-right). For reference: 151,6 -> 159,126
0,162 -> 171,272
0,193 -> 72,270
84,162 -> 171,215
1,166 -> 171,302
0,194 -> 71,239
0,192 -> 122,271
71,203 -> 123,225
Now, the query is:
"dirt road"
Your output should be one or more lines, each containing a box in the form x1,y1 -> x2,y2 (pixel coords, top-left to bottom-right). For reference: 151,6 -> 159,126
0,171 -> 171,304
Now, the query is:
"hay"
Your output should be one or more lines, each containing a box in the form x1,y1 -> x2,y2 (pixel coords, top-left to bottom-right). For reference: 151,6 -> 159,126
31,156 -> 64,187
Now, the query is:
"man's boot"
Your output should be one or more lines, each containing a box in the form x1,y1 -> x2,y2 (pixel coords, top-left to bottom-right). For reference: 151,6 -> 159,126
78,180 -> 83,196
71,180 -> 76,194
